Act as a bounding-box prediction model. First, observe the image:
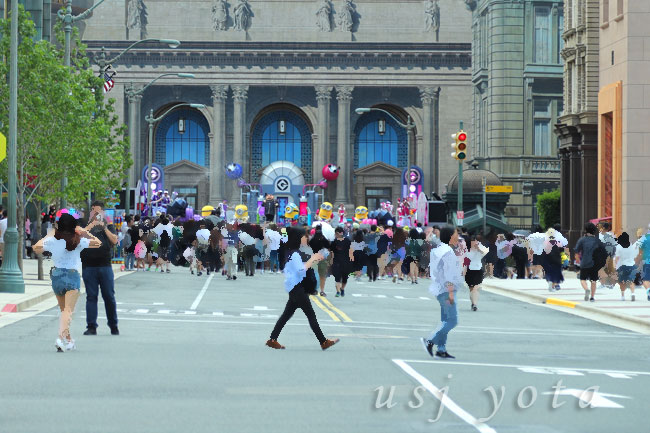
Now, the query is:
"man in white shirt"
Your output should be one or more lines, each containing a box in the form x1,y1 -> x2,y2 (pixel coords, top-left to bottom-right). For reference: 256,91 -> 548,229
0,209 -> 8,264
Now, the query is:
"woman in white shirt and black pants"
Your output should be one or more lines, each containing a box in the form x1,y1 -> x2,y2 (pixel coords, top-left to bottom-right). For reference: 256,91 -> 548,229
33,213 -> 101,352
465,235 -> 489,311
266,227 -> 340,350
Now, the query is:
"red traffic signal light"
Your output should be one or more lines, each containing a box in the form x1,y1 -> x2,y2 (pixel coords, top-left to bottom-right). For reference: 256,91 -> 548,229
451,130 -> 468,161
458,132 -> 467,142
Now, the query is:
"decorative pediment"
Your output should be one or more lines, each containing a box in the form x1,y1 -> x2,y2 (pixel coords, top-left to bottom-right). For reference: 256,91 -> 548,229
163,159 -> 209,174
354,161 -> 402,176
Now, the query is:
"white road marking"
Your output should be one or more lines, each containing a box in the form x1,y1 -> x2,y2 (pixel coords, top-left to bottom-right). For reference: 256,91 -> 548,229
253,306 -> 270,310
190,273 -> 214,310
134,309 -> 149,314
542,389 -> 630,408
212,312 -> 224,316
518,367 -> 584,376
393,359 -> 497,433
394,295 -> 405,299
157,310 -> 172,314
419,297 -> 431,300
153,302 -> 165,306
184,311 -> 197,315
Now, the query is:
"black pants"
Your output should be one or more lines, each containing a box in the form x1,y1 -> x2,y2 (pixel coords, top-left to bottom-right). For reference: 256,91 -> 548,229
515,261 -> 527,279
366,253 -> 379,281
494,259 -> 506,279
270,288 -> 326,344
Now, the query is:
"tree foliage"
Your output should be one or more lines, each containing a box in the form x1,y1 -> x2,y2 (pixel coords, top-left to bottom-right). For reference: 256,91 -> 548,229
536,188 -> 561,230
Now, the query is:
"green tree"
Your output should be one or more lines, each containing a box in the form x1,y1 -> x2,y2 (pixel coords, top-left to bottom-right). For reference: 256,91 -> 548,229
536,188 -> 561,230
0,7 -> 130,272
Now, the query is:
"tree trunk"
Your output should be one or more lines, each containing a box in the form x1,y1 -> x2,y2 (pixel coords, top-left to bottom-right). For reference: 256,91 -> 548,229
36,204 -> 44,280
16,200 -> 24,272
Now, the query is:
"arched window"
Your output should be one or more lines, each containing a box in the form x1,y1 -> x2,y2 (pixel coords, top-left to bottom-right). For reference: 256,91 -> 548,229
251,109 -> 312,181
354,110 -> 407,169
155,109 -> 210,167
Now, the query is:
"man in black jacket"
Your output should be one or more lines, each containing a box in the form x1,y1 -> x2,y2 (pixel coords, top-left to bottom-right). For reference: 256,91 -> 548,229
263,194 -> 278,223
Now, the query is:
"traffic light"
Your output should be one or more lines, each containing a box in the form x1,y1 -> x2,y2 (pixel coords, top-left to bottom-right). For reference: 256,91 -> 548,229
451,130 -> 468,161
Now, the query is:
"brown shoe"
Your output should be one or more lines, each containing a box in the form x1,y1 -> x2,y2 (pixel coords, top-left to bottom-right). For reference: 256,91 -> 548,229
320,338 -> 339,351
266,339 -> 285,349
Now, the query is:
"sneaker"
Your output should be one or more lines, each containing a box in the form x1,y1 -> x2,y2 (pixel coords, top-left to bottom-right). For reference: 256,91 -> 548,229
206,270 -> 210,276
392,276 -> 397,283
440,351 -> 456,359
321,338 -> 339,351
420,337 -> 434,357
55,338 -> 66,352
335,292 -> 340,297
110,327 -> 120,336
197,271 -> 203,276
166,269 -> 171,273
341,289 -> 345,297
584,290 -> 590,301
621,295 -> 625,301
631,294 -> 636,302
589,298 -> 595,302
160,269 -> 164,273
65,338 -> 76,351
265,339 -> 285,349
471,304 -> 478,312
83,328 -> 97,336
398,278 -> 403,284
232,275 -> 237,280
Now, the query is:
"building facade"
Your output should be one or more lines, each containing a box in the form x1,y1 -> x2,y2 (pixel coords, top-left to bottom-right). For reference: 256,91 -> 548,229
468,0 -> 564,229
555,0 -> 599,248
76,0 -> 473,213
598,0 -> 650,236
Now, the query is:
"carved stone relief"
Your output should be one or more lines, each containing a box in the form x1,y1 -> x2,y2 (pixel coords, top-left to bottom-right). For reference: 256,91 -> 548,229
424,0 -> 440,41
336,0 -> 355,32
316,0 -> 332,32
126,0 -> 147,39
212,0 -> 228,31
233,0 -> 252,32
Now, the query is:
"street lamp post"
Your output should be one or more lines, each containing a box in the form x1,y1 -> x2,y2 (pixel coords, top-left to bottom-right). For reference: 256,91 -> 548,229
144,103 -> 206,217
355,107 -> 416,198
124,73 -> 195,215
57,0 -> 180,208
0,0 -> 25,292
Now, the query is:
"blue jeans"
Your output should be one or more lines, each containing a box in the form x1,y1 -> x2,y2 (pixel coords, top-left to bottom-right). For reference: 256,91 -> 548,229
82,266 -> 118,330
125,253 -> 136,270
51,268 -> 81,296
269,250 -> 279,271
428,292 -> 458,352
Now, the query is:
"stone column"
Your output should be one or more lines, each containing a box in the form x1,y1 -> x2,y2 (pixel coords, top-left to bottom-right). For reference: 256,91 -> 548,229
231,85 -> 249,204
210,85 -> 228,204
126,88 -> 142,204
334,86 -> 353,206
419,87 -> 442,196
432,87 -> 441,194
314,86 -> 333,185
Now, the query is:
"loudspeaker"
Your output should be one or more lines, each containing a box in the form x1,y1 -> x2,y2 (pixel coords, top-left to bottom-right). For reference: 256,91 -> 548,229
428,201 -> 447,225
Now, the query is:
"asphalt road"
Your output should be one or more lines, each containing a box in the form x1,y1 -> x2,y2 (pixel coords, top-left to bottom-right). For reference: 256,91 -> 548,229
1,269 -> 649,433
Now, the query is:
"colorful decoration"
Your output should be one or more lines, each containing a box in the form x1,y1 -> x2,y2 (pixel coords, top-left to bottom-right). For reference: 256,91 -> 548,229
201,205 -> 215,217
337,204 -> 346,225
354,206 -> 368,223
226,163 -> 243,180
55,208 -> 81,221
234,204 -> 249,223
317,202 -> 334,221
284,203 -> 299,220
322,163 -> 340,181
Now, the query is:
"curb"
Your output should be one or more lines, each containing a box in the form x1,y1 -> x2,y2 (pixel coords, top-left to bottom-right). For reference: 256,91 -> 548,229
483,283 -> 650,334
1,267 -> 132,314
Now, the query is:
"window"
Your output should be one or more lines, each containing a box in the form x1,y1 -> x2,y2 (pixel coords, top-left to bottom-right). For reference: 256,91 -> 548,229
366,188 -> 392,211
176,187 -> 198,210
616,0 -> 623,16
557,11 -> 564,62
480,13 -> 488,68
155,109 -> 210,167
261,120 -> 302,167
534,7 -> 552,64
533,99 -> 552,156
603,0 -> 609,23
354,110 -> 408,169
569,61 -> 577,113
480,98 -> 488,156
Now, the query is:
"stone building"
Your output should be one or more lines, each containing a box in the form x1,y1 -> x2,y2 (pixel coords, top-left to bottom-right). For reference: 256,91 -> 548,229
468,0 -> 564,229
75,0 -> 473,213
598,0 -> 650,236
555,0 -> 599,248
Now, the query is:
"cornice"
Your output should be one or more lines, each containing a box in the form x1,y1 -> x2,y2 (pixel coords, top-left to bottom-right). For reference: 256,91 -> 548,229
85,40 -> 472,70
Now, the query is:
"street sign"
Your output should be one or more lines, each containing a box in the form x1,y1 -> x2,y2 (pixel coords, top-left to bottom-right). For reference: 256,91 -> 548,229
485,185 -> 513,193
456,211 -> 464,220
0,132 -> 6,162
457,219 -> 463,226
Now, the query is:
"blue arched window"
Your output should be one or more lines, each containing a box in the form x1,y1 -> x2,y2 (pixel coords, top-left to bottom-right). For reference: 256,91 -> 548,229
155,109 -> 210,167
354,110 -> 407,169
251,109 -> 312,181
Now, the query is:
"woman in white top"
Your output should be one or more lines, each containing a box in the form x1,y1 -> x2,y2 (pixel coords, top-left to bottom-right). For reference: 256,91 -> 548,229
33,213 -> 101,352
421,225 -> 465,359
614,232 -> 640,301
266,227 -> 339,351
464,235 -> 489,312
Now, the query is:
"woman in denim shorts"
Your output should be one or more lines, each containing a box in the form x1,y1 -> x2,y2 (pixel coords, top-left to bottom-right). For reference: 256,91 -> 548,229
33,213 -> 101,352
614,232 -> 640,301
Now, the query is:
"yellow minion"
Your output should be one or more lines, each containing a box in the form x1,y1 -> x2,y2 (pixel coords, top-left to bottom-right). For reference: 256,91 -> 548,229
284,203 -> 299,220
201,205 -> 215,217
318,202 -> 334,221
234,204 -> 249,223
354,206 -> 368,222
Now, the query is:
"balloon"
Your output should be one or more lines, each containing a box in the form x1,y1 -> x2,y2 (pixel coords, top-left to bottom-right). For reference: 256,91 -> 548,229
322,164 -> 340,181
226,163 -> 243,179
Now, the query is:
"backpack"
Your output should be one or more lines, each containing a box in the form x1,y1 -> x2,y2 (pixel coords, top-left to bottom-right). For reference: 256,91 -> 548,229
592,242 -> 608,270
295,251 -> 318,295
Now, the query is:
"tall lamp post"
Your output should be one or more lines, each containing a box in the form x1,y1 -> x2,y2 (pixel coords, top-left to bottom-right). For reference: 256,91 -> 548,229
144,103 -> 206,216
355,107 -> 416,197
57,0 -> 180,208
0,0 -> 24,292
124,73 -> 195,215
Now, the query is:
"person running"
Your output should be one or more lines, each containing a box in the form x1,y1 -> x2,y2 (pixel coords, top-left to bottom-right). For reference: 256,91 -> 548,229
421,225 -> 464,359
637,227 -> 650,301
364,225 -> 380,282
33,213 -> 101,352
377,227 -> 392,279
614,232 -> 640,301
309,226 -> 331,297
266,227 -> 339,350
574,222 -> 606,302
542,229 -> 565,291
350,229 -> 367,282
331,226 -> 352,297
598,222 -> 618,289
405,228 -> 423,284
387,228 -> 407,283
465,235 -> 489,311
265,224 -> 282,274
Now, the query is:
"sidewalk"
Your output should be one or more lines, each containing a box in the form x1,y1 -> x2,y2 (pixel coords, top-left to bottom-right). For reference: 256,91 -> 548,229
482,272 -> 650,334
0,258 -> 126,314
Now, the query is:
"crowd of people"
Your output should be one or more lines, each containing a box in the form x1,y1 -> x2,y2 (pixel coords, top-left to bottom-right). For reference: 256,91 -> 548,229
28,198 -> 650,355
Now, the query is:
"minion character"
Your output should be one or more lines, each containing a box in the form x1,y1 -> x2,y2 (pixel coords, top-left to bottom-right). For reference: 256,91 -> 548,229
317,202 -> 334,221
234,204 -> 249,223
201,205 -> 215,217
284,203 -> 299,221
354,206 -> 368,223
